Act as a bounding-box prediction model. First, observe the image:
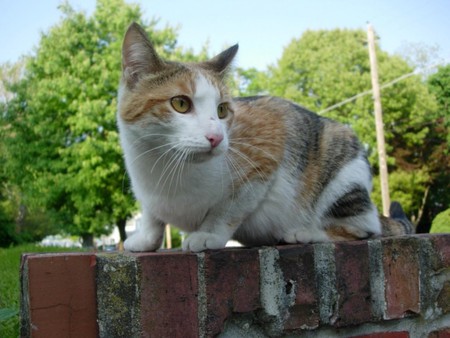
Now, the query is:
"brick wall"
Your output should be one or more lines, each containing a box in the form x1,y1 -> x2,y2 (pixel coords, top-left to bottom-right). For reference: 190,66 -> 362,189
20,234 -> 450,338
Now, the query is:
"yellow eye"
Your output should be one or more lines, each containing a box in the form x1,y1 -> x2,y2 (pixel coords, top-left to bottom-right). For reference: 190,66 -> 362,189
171,96 -> 191,113
217,103 -> 228,119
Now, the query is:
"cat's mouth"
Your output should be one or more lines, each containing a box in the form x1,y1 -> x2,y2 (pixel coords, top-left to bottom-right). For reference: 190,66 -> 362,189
188,150 -> 218,163
186,146 -> 225,163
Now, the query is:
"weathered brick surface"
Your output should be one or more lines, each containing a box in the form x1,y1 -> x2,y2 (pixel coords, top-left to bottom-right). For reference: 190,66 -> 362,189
278,244 -> 319,330
203,248 -> 261,337
428,328 -> 450,338
138,251 -> 200,338
21,253 -> 97,338
425,234 -> 450,315
431,235 -> 450,267
437,281 -> 450,314
20,234 -> 450,337
382,236 -> 421,319
334,240 -> 372,327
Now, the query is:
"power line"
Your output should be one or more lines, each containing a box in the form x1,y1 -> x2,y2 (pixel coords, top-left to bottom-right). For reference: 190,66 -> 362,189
318,60 -> 448,115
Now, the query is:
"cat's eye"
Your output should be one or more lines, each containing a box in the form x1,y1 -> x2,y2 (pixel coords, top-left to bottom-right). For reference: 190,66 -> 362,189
217,103 -> 229,119
171,96 -> 191,113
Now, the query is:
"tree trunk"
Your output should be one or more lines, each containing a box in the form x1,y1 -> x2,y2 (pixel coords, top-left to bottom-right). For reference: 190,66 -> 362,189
81,233 -> 94,248
117,218 -> 127,242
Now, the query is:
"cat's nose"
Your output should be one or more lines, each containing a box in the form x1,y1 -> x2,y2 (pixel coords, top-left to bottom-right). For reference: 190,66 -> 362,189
205,133 -> 224,148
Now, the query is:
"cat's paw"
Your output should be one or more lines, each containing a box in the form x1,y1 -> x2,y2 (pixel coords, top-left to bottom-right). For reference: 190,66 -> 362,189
124,232 -> 163,252
283,229 -> 329,244
182,232 -> 227,252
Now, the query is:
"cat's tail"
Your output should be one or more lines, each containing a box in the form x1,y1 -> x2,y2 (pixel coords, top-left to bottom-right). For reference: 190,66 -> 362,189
379,201 -> 415,236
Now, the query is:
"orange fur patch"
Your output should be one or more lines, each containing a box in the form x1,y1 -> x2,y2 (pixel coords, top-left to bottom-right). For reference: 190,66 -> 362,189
119,70 -> 199,123
229,97 -> 286,184
326,225 -> 363,241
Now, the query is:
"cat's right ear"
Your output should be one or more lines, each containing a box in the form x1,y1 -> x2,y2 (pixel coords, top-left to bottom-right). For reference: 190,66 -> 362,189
201,44 -> 239,76
122,22 -> 165,88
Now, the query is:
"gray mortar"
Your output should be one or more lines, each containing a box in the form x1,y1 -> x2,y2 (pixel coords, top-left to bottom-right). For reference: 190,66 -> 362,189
258,247 -> 297,337
313,242 -> 338,325
196,252 -> 207,338
219,313 -> 269,338
96,253 -> 141,338
19,256 -> 31,337
368,239 -> 387,320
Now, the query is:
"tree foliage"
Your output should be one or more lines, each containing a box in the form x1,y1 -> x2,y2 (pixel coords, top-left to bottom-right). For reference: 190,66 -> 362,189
2,0 -> 204,245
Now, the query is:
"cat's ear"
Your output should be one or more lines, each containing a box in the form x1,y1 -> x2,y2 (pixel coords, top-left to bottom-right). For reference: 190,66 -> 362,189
201,44 -> 239,76
122,22 -> 165,87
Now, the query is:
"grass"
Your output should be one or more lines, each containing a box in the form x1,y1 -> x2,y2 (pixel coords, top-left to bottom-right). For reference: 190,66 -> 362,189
0,244 -> 87,338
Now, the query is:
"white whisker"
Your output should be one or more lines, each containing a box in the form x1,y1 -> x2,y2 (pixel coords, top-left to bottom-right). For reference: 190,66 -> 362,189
228,146 -> 269,182
230,139 -> 279,163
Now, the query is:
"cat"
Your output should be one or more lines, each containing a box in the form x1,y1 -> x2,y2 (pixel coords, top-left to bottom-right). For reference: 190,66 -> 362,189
117,22 -> 413,252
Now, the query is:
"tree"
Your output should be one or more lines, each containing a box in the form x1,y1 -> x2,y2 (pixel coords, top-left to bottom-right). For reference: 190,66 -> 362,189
0,122 -> 16,246
1,60 -> 26,246
242,29 -> 444,228
3,0 -> 204,246
422,65 -> 450,231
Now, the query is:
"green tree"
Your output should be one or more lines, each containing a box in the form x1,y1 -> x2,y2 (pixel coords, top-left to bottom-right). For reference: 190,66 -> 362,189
0,133 -> 16,246
243,29 -> 444,228
422,65 -> 450,231
3,0 -> 204,246
1,60 -> 26,246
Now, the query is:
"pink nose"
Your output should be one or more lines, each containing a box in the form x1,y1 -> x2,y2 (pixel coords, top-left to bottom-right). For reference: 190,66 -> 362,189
205,133 -> 224,148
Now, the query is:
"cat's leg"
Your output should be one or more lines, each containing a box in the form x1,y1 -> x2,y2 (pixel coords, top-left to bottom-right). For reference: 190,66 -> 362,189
124,208 -> 165,252
182,183 -> 268,252
181,220 -> 235,252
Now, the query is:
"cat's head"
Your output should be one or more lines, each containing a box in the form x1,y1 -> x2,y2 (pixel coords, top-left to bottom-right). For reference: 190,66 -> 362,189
118,22 -> 238,163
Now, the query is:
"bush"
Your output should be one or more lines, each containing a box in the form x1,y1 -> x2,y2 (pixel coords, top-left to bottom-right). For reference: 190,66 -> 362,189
430,209 -> 450,234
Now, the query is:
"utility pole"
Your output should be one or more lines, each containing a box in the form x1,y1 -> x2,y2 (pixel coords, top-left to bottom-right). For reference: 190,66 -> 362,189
367,23 -> 390,216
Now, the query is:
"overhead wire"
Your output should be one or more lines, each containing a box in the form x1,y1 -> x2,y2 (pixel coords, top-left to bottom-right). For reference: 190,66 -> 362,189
318,59 -> 449,115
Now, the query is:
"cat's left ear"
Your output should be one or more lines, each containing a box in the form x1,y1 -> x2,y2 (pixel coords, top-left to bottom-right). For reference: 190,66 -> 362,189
201,44 -> 239,76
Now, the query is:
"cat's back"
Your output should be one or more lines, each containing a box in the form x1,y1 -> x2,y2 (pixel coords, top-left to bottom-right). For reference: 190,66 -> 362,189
230,95 -> 368,201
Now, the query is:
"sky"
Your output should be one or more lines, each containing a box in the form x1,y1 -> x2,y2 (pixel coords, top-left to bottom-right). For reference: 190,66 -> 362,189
0,0 -> 449,70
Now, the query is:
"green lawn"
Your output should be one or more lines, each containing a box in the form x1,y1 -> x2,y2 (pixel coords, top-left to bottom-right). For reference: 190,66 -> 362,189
0,244 -> 86,338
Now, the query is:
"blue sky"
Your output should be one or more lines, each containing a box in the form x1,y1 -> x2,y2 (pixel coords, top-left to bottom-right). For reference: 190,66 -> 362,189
0,0 -> 449,70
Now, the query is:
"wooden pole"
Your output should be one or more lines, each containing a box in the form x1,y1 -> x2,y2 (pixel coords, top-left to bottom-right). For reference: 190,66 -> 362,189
165,224 -> 172,249
367,23 -> 391,216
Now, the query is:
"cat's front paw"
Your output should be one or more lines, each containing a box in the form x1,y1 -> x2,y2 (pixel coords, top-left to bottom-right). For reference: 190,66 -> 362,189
282,229 -> 329,244
124,232 -> 163,252
182,232 -> 227,252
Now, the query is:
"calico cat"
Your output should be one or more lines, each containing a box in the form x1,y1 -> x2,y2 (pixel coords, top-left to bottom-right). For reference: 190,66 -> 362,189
118,23 -> 413,252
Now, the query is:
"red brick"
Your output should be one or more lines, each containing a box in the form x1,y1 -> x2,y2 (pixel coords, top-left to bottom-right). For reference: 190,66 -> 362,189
352,331 -> 409,338
334,240 -> 372,326
203,248 -> 260,337
278,244 -> 319,330
137,251 -> 200,338
382,237 -> 421,319
23,253 -> 97,338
